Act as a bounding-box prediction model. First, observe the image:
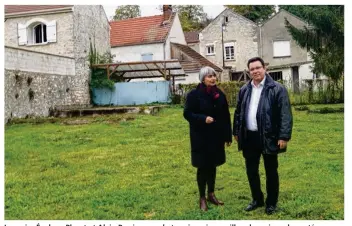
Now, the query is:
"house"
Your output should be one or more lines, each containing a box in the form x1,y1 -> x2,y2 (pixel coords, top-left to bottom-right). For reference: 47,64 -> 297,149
198,8 -> 320,91
259,9 -> 316,92
171,42 -> 222,84
110,5 -> 186,63
199,8 -> 259,81
4,5 -> 110,122
184,31 -> 200,53
109,5 -> 222,84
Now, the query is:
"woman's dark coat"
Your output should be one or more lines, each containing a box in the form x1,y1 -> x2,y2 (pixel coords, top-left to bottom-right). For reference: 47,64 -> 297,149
183,84 -> 232,168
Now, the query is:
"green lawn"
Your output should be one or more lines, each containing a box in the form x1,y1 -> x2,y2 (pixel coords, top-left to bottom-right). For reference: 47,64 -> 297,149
5,104 -> 344,220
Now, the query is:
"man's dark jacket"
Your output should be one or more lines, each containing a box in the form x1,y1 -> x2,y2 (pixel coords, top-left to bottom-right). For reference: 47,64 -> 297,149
233,75 -> 293,154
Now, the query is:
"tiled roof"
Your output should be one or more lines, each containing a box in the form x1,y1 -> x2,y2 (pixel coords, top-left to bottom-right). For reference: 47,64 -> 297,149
110,13 -> 175,47
5,5 -> 73,14
184,31 -> 199,43
171,42 -> 222,73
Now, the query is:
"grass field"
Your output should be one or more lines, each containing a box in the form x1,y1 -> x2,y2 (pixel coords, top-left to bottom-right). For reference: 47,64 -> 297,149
5,104 -> 344,220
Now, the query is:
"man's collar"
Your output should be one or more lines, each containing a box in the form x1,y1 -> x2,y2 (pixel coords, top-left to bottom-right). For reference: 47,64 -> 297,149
251,75 -> 266,88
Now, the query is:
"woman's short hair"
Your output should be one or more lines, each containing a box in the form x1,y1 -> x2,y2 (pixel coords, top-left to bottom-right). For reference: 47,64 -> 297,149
199,66 -> 216,82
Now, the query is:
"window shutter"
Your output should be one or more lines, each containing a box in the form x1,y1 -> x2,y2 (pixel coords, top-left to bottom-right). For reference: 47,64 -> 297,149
273,41 -> 291,57
47,20 -> 57,43
17,23 -> 27,45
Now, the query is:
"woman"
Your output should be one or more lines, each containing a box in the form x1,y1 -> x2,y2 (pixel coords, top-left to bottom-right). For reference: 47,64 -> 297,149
183,66 -> 232,211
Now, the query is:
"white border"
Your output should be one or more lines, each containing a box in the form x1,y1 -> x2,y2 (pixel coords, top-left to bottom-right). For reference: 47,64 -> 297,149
2,1 -> 350,226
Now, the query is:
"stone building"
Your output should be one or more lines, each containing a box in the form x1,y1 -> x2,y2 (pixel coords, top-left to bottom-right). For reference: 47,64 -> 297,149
199,8 -> 259,81
4,5 -> 110,122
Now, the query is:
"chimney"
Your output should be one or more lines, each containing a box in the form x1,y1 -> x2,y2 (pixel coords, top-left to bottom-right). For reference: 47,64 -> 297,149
163,5 -> 172,21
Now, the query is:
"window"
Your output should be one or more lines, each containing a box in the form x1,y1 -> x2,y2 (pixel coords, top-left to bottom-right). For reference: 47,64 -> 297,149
17,19 -> 56,46
224,42 -> 235,60
225,16 -> 229,23
141,53 -> 153,61
231,72 -> 243,81
269,71 -> 283,81
273,41 -> 291,57
206,44 -> 215,55
34,23 -> 47,44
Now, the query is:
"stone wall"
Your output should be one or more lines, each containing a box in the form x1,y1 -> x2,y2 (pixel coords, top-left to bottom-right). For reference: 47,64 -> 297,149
5,69 -> 79,122
72,5 -> 111,106
200,8 -> 259,74
4,11 -> 75,57
4,47 -> 78,122
4,5 -> 111,122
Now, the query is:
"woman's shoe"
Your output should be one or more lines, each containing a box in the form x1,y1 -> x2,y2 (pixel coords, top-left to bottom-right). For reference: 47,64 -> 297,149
207,192 -> 224,205
199,197 -> 208,211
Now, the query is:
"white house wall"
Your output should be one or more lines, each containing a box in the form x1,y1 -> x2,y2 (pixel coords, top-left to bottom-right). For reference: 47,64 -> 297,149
268,68 -> 292,89
166,13 -> 187,60
175,72 -> 199,85
188,43 -> 200,53
111,43 -> 164,62
268,62 -> 315,90
299,63 -> 314,81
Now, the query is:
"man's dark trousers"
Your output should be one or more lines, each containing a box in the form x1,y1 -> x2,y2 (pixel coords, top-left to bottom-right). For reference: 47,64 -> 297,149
243,130 -> 279,206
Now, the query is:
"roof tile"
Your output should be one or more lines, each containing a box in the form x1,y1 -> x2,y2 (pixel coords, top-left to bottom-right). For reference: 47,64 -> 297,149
110,13 -> 175,47
5,5 -> 72,14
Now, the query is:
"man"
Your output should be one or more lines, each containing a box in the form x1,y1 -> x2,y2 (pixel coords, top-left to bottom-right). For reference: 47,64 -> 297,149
233,57 -> 293,215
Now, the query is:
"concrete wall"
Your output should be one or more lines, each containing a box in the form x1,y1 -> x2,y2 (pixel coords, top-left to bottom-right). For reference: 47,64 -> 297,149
111,43 -> 164,62
5,46 -> 75,75
174,72 -> 199,85
260,10 -> 308,67
72,5 -> 111,105
200,8 -> 258,72
93,81 -> 171,105
4,12 -> 75,57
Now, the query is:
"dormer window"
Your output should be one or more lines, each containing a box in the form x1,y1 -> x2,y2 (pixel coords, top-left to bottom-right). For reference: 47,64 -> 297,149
33,23 -> 47,44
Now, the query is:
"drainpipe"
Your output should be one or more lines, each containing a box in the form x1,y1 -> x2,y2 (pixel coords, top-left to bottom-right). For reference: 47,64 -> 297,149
259,24 -> 263,58
221,25 -> 225,68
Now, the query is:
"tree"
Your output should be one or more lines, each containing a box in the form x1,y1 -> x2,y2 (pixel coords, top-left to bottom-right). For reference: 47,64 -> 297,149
112,5 -> 141,21
160,5 -> 209,32
278,5 -> 308,19
284,5 -> 344,82
225,5 -> 275,23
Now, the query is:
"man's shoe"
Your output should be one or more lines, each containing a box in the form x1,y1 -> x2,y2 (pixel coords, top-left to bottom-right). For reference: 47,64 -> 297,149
207,192 -> 224,206
245,200 -> 264,211
199,197 -> 208,211
265,205 -> 277,215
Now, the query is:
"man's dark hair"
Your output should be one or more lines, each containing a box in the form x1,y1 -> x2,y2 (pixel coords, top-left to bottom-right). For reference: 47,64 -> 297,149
247,57 -> 265,68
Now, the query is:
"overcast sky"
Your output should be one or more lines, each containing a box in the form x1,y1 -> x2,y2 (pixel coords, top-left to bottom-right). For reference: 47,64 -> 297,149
103,5 -> 225,20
